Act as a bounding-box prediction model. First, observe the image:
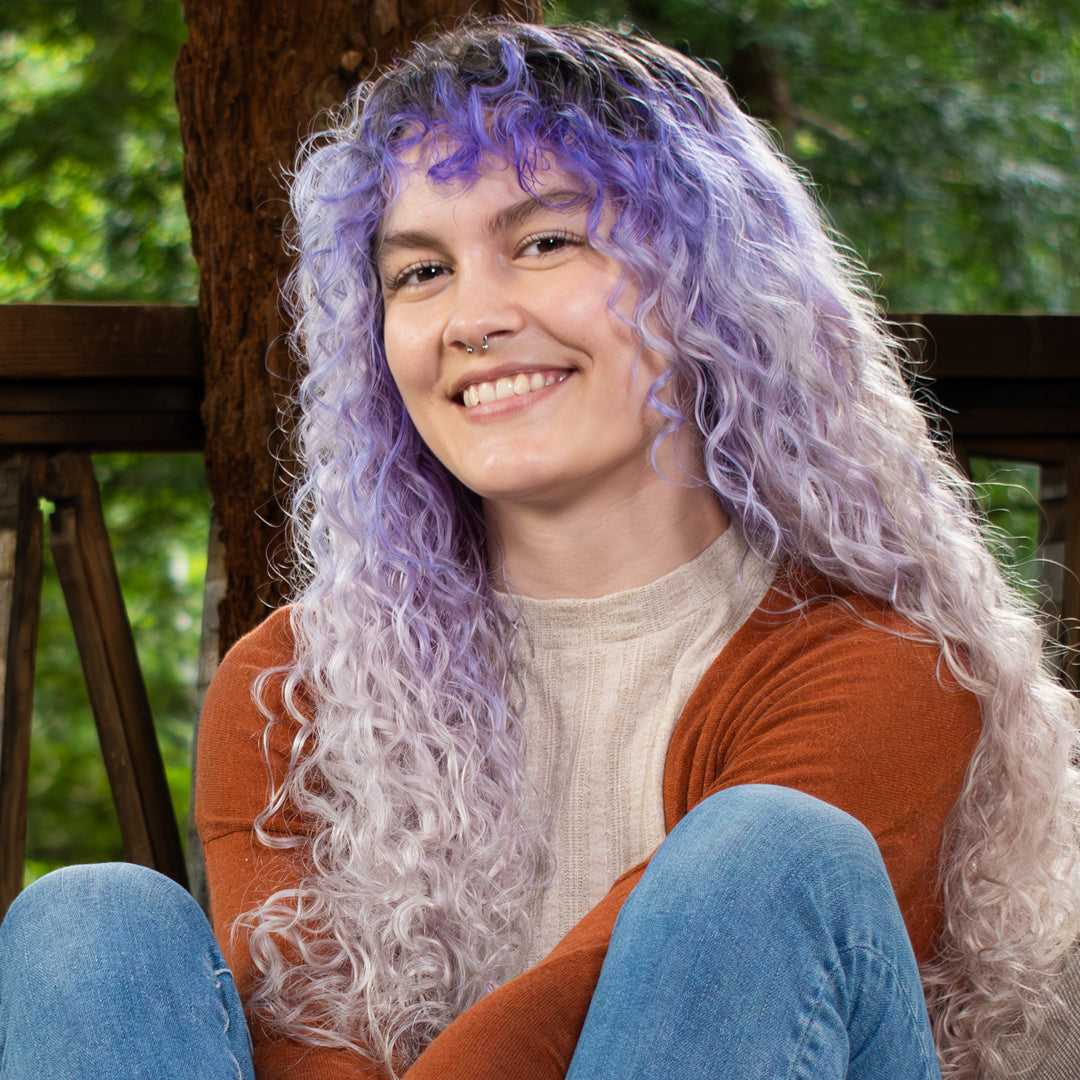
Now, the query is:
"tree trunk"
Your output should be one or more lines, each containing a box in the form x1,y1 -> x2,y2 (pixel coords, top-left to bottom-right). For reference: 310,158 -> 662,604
175,0 -> 538,657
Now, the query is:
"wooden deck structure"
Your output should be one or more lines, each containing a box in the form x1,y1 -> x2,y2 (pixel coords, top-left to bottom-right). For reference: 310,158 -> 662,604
1,303 -> 1078,918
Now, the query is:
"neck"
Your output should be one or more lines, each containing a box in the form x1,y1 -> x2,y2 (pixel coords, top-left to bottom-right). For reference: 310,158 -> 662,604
486,473 -> 729,599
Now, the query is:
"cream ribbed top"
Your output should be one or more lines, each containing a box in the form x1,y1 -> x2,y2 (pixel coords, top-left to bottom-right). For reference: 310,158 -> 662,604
502,526 -> 774,966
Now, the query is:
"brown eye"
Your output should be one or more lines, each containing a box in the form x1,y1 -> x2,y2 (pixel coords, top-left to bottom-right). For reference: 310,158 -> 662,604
410,265 -> 443,284
519,231 -> 578,258
388,261 -> 450,292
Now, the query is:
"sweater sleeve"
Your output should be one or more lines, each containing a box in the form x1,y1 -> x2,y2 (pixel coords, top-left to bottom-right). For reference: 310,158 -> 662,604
197,608 -> 625,1080
195,608 -> 387,1080
663,585 -> 983,961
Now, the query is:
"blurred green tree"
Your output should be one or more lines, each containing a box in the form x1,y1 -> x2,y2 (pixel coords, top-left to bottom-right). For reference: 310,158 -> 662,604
554,0 -> 1080,313
0,0 -> 196,302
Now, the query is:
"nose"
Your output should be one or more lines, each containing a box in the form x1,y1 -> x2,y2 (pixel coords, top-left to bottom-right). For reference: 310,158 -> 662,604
442,258 -> 526,355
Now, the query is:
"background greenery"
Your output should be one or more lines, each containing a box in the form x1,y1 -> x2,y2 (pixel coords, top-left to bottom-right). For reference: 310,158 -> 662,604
1,0 -> 195,302
2,0 -> 203,877
3,0 -> 1070,877
555,0 -> 1080,313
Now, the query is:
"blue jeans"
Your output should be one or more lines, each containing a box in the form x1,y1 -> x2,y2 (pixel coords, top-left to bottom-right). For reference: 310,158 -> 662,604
565,785 -> 941,1079
0,860 -> 254,1079
0,786 -> 939,1078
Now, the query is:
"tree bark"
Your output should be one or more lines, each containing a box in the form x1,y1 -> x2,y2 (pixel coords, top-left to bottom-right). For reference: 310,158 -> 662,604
175,0 -> 539,656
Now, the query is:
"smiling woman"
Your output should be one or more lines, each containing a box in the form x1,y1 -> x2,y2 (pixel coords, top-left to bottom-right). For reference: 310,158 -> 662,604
1,18 -> 1078,1080
377,156 -> 726,595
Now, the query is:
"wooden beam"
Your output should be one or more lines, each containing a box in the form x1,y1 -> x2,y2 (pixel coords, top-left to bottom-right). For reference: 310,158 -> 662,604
1,412 -> 203,452
0,305 -> 205,450
1065,444 -> 1080,689
0,309 -> 1075,382
896,313 -> 1080,380
0,304 -> 202,380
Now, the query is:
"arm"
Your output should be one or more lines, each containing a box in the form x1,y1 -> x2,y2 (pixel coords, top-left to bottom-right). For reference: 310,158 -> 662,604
196,608 -> 387,1080
199,588 -> 981,1080
664,586 -> 983,961
197,607 -> 623,1080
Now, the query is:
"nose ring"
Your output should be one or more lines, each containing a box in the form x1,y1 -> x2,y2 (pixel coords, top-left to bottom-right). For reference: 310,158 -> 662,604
464,335 -> 489,355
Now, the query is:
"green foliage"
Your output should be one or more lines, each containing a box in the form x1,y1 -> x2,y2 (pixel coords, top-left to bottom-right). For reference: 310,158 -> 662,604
550,0 -> 1080,313
968,455 -> 1043,598
26,453 -> 209,882
0,0 -> 196,302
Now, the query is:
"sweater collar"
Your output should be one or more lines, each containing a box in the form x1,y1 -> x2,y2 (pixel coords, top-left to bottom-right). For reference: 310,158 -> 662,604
498,523 -> 771,649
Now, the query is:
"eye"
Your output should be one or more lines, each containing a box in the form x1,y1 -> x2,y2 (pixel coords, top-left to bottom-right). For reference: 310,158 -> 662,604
518,231 -> 579,258
386,261 -> 449,292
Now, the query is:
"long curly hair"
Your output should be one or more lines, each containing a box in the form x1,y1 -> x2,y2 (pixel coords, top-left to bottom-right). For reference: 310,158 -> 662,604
243,20 -> 1080,1078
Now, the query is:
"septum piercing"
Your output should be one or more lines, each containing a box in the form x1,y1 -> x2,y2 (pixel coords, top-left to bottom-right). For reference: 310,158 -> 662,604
464,335 -> 489,355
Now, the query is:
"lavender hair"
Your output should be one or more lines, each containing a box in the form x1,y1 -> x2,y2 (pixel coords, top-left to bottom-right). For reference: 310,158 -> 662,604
244,20 -> 1080,1078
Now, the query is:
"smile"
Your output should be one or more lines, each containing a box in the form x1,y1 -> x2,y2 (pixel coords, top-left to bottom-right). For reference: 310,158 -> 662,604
461,371 -> 569,408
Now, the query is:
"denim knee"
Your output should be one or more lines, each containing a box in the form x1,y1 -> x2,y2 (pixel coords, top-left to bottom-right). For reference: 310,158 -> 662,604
624,784 -> 888,924
1,863 -> 207,974
1,866 -> 256,1080
572,786 -> 936,1080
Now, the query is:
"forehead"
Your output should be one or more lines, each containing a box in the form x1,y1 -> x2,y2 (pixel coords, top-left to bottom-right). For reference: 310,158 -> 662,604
378,146 -> 590,239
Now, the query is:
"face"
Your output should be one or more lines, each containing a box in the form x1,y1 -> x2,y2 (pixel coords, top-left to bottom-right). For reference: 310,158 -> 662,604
376,152 -> 674,519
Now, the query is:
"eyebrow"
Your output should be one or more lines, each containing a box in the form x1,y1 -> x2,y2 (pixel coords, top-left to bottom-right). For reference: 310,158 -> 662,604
375,189 -> 589,262
488,189 -> 589,236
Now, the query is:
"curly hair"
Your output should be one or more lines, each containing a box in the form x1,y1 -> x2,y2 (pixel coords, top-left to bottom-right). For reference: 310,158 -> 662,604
243,19 -> 1080,1077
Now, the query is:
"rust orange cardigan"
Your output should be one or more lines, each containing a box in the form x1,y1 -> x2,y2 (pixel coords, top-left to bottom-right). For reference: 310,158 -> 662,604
196,574 -> 982,1080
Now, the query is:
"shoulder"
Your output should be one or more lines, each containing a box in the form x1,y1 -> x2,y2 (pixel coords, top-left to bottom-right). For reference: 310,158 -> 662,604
705,569 -> 966,707
196,607 -> 300,835
211,605 -> 297,688
201,606 -> 296,722
668,569 -> 983,808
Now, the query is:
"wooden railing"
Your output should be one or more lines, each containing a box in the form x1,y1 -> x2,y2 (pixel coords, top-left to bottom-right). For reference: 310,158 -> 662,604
1,305 -> 203,918
1,304 -> 1077,918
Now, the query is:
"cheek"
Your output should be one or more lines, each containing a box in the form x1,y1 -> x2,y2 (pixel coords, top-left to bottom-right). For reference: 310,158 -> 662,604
382,321 -> 429,400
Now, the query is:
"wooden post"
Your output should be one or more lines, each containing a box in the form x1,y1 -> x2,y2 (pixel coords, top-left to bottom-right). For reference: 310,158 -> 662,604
1065,443 -> 1080,689
45,453 -> 188,887
0,453 -> 45,918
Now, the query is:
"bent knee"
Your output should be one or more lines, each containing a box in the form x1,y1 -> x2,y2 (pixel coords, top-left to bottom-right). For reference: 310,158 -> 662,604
633,785 -> 884,910
2,863 -> 201,953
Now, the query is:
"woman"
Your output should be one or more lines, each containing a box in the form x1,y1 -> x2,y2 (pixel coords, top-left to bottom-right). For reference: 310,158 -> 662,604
2,19 -> 1077,1080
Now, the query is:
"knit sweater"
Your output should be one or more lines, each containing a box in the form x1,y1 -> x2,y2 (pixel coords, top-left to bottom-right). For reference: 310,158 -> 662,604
506,529 -> 773,965
195,569 -> 982,1080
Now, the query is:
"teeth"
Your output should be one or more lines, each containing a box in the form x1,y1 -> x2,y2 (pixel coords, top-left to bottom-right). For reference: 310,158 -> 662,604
461,372 -> 567,409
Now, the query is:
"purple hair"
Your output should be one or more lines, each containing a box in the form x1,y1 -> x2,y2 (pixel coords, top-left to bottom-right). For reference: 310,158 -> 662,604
245,20 -> 1080,1078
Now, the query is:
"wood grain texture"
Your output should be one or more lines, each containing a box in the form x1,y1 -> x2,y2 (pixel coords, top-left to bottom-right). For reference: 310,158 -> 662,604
45,453 -> 188,887
0,453 -> 44,919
